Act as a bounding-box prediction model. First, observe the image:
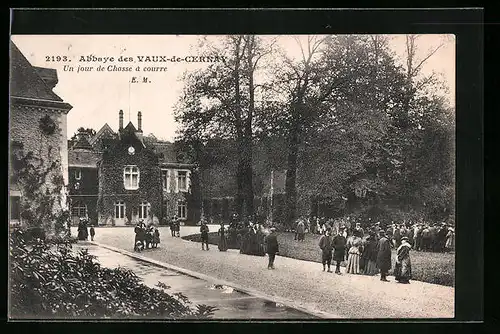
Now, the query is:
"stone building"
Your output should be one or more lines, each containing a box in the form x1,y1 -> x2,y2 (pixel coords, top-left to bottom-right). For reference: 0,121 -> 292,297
67,131 -> 99,225
68,111 -> 197,226
9,41 -> 72,227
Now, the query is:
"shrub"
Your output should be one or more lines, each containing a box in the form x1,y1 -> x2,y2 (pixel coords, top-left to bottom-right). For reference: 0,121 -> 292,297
9,231 -> 217,319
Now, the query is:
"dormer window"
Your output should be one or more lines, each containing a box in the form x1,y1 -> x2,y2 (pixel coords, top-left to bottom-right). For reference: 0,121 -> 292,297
74,169 -> 82,180
124,165 -> 139,190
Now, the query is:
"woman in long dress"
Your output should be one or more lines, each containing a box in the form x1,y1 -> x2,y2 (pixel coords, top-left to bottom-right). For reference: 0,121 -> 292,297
218,223 -> 228,251
445,227 -> 454,252
346,230 -> 363,274
394,236 -> 412,284
362,233 -> 379,276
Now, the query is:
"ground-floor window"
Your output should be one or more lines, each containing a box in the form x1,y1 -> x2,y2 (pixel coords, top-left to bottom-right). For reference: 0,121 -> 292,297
114,201 -> 125,219
10,196 -> 20,221
177,200 -> 187,219
139,201 -> 150,219
71,202 -> 88,217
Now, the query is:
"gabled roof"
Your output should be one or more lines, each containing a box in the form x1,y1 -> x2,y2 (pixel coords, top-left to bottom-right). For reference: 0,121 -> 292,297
89,123 -> 115,146
10,41 -> 63,102
72,135 -> 93,150
122,121 -> 137,133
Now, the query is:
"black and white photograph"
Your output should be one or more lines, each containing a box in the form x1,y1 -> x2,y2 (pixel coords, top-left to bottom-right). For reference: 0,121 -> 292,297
9,28 -> 459,320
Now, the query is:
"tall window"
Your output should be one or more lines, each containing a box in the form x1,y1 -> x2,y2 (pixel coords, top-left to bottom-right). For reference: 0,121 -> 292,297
124,166 -> 139,190
162,169 -> 170,193
114,201 -> 125,219
177,200 -> 187,219
139,201 -> 150,219
177,171 -> 188,192
74,169 -> 82,180
71,202 -> 87,217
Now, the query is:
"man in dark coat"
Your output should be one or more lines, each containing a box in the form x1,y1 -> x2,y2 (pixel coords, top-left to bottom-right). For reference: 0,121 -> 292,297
332,227 -> 347,274
265,228 -> 279,269
319,228 -> 334,272
437,223 -> 448,252
376,230 -> 392,282
200,220 -> 210,251
393,224 -> 401,248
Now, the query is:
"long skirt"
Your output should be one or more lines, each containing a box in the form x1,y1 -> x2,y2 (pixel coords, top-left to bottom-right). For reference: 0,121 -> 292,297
394,258 -> 412,282
218,236 -> 228,251
346,249 -> 361,274
364,260 -> 378,275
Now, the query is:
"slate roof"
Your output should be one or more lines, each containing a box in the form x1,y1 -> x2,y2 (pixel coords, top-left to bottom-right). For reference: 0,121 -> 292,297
68,149 -> 100,168
72,135 -> 93,150
10,41 -> 63,102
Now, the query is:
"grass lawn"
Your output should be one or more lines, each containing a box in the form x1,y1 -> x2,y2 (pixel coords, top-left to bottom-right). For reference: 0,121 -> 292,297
183,231 -> 455,287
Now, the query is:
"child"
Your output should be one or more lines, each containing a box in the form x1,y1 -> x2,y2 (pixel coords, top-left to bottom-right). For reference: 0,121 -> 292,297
90,225 -> 95,241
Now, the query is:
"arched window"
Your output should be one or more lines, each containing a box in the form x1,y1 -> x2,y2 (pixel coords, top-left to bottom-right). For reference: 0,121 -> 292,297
71,202 -> 87,217
124,166 -> 139,190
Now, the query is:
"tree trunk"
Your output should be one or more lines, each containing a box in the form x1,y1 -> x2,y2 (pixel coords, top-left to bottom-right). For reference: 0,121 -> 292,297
234,37 -> 245,218
285,105 -> 301,228
244,35 -> 256,219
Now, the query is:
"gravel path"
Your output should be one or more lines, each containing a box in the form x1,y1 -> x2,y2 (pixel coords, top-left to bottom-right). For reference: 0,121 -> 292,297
82,226 -> 454,319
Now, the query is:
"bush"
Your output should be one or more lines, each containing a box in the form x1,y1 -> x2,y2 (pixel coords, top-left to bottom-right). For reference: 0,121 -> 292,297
9,231 -> 217,319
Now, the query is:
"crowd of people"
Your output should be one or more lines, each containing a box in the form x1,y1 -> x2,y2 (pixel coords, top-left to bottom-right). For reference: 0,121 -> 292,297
293,216 -> 455,253
133,220 -> 160,252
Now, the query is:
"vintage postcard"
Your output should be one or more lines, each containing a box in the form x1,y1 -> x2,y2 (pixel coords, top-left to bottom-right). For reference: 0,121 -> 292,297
9,33 -> 456,320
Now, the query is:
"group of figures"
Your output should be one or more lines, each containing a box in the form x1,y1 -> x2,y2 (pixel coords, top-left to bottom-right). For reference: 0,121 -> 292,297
316,223 -> 414,284
168,215 -> 181,237
197,216 -> 266,255
133,221 -> 160,252
77,217 -> 95,241
295,216 -> 455,253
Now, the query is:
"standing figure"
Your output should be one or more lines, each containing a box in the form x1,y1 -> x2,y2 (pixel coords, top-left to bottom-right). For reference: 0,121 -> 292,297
393,224 -> 401,248
153,227 -> 160,248
218,223 -> 228,252
421,225 -> 431,251
77,218 -> 86,241
362,233 -> 379,276
170,216 -> 177,237
90,225 -> 95,241
319,228 -> 334,272
332,227 -> 347,274
200,219 -> 210,251
296,219 -> 306,242
265,228 -> 279,269
414,223 -> 423,251
346,230 -> 363,274
445,227 -> 455,252
394,237 -> 412,284
437,223 -> 448,252
376,231 -> 392,282
134,222 -> 145,251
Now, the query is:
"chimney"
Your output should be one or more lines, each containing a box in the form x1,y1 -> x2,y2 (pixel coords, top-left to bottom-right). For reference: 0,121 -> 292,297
119,110 -> 124,130
137,111 -> 143,132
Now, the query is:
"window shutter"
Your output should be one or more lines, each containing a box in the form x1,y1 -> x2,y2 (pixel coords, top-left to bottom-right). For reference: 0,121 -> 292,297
174,170 -> 179,193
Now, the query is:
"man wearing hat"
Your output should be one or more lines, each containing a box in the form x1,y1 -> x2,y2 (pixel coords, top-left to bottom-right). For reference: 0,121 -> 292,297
319,227 -> 334,272
376,230 -> 392,282
332,226 -> 347,274
265,227 -> 279,269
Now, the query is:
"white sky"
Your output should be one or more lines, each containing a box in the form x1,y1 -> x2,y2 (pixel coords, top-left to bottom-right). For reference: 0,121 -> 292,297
11,34 -> 455,141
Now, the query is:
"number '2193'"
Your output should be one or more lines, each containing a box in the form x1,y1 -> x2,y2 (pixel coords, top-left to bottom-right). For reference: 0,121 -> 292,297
45,56 -> 69,62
